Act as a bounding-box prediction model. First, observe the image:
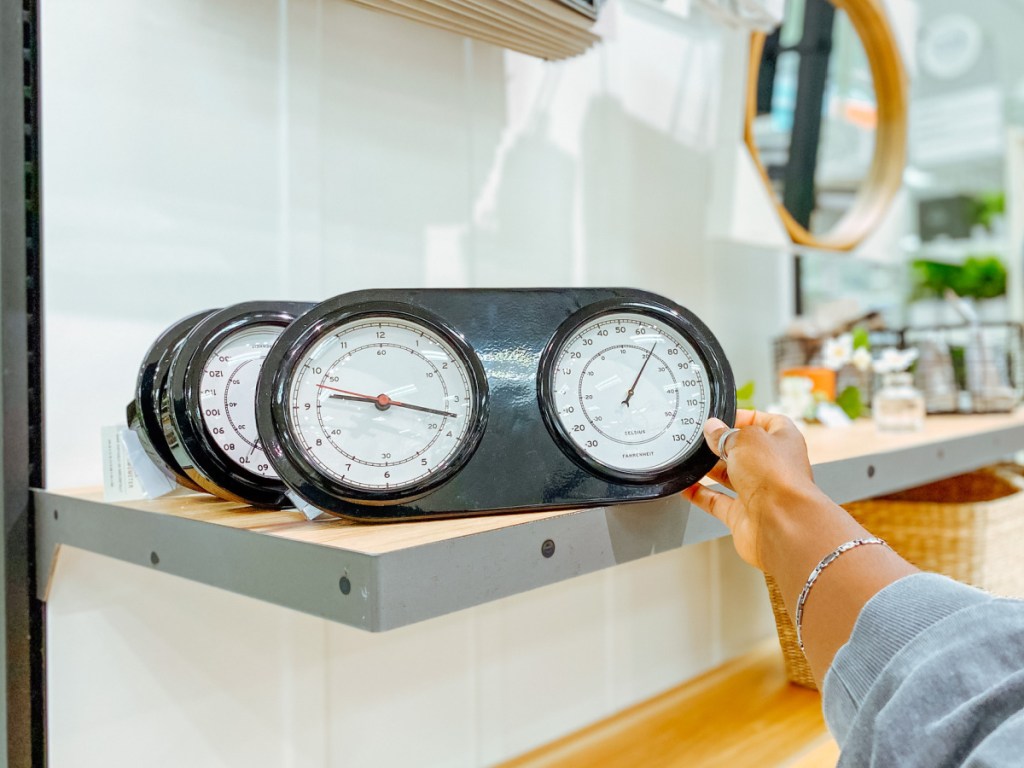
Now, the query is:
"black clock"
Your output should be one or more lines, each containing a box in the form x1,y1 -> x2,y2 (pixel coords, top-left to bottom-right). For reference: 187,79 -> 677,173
127,309 -> 217,492
163,301 -> 312,507
256,288 -> 734,521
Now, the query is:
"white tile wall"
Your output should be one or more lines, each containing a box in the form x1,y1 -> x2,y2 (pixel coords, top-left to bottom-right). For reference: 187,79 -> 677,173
46,548 -> 329,768
42,0 -> 788,764
713,538 -> 776,660
607,542 -> 717,707
475,566 -> 609,763
325,610 -> 478,767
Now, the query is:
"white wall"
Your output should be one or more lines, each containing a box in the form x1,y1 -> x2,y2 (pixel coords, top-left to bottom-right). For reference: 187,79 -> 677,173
41,0 -> 787,765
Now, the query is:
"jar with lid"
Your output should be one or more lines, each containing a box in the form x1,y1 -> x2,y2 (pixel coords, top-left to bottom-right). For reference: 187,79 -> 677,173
872,372 -> 926,432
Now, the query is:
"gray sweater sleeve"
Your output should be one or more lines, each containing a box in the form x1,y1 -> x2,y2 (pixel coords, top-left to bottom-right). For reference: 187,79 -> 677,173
822,573 -> 1024,767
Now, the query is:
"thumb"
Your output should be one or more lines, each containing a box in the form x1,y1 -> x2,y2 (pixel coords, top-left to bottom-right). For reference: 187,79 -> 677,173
703,418 -> 730,458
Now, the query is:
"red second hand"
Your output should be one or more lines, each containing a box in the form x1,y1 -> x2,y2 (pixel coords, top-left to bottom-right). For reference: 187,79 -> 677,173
316,383 -> 401,407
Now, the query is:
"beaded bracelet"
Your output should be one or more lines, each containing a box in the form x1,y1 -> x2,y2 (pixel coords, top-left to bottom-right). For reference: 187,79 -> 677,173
795,536 -> 892,654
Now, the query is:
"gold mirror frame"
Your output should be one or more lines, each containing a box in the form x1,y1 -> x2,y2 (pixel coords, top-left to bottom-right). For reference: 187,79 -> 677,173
744,0 -> 908,251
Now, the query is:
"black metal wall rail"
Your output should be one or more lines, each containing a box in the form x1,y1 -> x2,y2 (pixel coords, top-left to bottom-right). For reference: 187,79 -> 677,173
1,0 -> 45,764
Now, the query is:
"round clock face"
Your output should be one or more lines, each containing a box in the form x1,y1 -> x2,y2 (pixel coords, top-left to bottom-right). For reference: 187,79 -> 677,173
542,308 -> 712,481
198,323 -> 282,479
276,308 -> 488,502
919,14 -> 982,81
165,301 -> 310,508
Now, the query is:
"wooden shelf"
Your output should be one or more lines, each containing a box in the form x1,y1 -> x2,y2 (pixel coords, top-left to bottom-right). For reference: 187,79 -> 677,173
497,640 -> 839,768
798,409 -> 1024,505
34,410 -> 1024,631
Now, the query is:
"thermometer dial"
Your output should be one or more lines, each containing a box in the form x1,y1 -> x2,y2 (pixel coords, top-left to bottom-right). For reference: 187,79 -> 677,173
166,301 -> 311,507
540,302 -> 723,483
264,302 -> 489,508
199,324 -> 281,479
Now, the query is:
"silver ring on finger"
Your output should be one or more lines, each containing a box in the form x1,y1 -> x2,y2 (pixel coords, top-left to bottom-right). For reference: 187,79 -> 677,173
717,427 -> 742,462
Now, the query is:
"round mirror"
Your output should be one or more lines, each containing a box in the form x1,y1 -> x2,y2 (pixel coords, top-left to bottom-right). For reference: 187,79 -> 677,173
745,0 -> 907,251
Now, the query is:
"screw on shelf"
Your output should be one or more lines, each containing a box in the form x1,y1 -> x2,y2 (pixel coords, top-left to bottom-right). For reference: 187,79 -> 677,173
339,576 -> 352,595
150,551 -> 160,566
541,539 -> 556,558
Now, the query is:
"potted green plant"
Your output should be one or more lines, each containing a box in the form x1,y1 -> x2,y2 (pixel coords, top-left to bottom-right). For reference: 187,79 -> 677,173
908,255 -> 1008,325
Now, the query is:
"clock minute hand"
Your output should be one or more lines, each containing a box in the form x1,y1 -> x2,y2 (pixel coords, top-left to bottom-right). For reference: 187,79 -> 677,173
622,342 -> 657,407
320,386 -> 458,419
380,399 -> 459,420
327,397 -> 456,421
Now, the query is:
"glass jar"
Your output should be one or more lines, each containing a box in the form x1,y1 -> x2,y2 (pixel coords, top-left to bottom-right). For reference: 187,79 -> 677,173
872,372 -> 926,432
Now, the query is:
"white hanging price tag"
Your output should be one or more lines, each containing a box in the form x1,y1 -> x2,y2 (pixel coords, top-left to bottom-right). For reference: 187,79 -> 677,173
102,425 -> 177,501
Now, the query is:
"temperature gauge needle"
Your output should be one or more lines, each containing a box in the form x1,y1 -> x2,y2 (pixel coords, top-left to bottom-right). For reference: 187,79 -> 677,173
316,384 -> 458,419
622,342 -> 657,407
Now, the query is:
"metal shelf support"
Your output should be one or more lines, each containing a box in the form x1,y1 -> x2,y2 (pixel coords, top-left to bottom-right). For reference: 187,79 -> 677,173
1,0 -> 45,764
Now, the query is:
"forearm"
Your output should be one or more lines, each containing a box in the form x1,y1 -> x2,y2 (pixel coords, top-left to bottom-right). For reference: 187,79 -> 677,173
822,573 -> 1022,763
757,487 -> 919,687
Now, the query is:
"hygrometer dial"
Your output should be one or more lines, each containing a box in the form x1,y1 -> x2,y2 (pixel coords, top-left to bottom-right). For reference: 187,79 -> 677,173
127,309 -> 218,492
165,301 -> 311,507
539,300 -> 728,484
262,301 -> 489,509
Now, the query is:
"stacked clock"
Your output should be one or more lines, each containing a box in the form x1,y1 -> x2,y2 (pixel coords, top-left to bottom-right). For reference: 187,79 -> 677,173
128,301 -> 312,508
129,289 -> 735,520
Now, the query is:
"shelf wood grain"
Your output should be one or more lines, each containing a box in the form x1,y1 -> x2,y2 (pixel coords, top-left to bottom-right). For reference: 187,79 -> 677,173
56,487 -> 579,555
498,641 -> 839,768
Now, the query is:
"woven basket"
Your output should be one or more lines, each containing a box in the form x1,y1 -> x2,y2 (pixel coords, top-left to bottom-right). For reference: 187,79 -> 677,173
767,464 -> 1024,689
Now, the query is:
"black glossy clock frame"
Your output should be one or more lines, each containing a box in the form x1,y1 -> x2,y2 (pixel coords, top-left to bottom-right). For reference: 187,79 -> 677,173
166,301 -> 313,508
126,309 -> 217,493
537,297 -> 733,485
258,288 -> 735,522
260,300 -> 491,510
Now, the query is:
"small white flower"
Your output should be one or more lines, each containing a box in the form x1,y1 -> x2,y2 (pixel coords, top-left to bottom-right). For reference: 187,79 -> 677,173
821,334 -> 854,370
780,376 -> 814,396
873,347 -> 918,374
852,347 -> 873,372
778,376 -> 816,421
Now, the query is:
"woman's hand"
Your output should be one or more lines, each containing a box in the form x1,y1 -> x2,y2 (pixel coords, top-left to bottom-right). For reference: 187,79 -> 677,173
685,409 -> 919,686
683,409 -> 826,570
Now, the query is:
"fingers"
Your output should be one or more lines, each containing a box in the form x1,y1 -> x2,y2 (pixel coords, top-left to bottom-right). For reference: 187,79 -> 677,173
705,410 -> 798,457
733,409 -> 761,428
735,408 -> 789,431
700,410 -> 799,492
682,483 -> 735,525
703,418 -> 732,458
705,460 -> 732,490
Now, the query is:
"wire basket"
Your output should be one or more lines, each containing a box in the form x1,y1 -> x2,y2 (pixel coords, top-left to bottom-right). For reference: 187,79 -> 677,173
773,322 -> 1024,414
903,323 -> 1024,413
773,329 -> 902,406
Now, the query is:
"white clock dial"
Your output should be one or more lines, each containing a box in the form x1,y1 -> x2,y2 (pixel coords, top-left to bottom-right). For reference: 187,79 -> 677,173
549,311 -> 710,476
286,316 -> 479,492
199,324 -> 281,479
